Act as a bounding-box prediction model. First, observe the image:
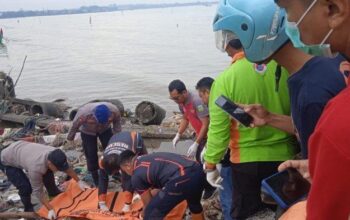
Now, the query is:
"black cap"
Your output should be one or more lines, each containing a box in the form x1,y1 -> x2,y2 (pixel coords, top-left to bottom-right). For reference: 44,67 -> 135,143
47,149 -> 69,171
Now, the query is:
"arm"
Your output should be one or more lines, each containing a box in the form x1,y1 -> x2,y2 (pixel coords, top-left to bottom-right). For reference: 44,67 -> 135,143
177,116 -> 189,135
67,116 -> 84,141
140,190 -> 153,217
98,168 -> 109,202
65,167 -> 79,182
121,171 -> 133,204
204,81 -> 231,167
243,104 -> 295,134
195,116 -> 209,144
29,172 -> 53,210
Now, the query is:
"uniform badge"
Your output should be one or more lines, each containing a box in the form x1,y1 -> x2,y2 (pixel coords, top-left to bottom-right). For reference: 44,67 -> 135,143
254,63 -> 267,75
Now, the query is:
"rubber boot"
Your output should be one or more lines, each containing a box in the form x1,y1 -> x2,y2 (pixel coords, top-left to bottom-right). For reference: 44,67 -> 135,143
191,212 -> 205,220
91,170 -> 99,187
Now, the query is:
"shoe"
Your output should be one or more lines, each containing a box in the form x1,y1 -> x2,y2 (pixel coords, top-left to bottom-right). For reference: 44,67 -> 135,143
202,187 -> 217,200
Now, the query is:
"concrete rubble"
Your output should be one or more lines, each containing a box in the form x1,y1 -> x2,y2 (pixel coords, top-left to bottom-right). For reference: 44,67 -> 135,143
0,116 -> 275,220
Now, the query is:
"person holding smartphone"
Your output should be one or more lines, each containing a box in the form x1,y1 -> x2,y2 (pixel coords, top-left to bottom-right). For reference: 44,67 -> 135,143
203,35 -> 297,219
211,0 -> 349,219
274,1 -> 350,219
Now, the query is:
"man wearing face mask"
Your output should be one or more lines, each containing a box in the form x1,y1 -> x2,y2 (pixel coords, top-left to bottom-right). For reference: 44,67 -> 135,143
274,0 -> 350,219
212,0 -> 347,160
209,0 -> 348,218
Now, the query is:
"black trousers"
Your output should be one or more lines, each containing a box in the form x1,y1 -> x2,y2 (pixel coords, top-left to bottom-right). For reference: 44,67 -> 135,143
144,164 -> 205,220
81,128 -> 113,185
0,158 -> 61,211
230,161 -> 281,220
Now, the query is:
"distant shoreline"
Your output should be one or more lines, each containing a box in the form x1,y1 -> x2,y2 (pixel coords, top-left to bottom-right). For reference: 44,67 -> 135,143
0,1 -> 218,20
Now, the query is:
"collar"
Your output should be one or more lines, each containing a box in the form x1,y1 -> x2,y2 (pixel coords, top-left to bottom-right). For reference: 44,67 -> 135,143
183,91 -> 193,106
231,51 -> 245,64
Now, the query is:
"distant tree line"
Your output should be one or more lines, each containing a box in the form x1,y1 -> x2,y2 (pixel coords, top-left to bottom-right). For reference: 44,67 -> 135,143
0,2 -> 217,19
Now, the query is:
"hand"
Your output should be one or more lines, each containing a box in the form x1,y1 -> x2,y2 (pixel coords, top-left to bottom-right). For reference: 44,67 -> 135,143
78,180 -> 90,191
242,104 -> 270,127
204,164 -> 223,190
47,209 -> 57,220
172,133 -> 181,149
187,142 -> 199,158
132,194 -> 141,203
278,159 -> 311,183
98,201 -> 109,211
200,147 -> 206,164
121,203 -> 131,212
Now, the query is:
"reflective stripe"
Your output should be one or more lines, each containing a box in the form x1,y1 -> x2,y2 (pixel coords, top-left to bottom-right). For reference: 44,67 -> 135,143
154,158 -> 185,176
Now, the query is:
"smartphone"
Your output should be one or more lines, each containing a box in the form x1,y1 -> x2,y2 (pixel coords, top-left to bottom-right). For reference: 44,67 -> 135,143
261,168 -> 311,209
215,95 -> 253,127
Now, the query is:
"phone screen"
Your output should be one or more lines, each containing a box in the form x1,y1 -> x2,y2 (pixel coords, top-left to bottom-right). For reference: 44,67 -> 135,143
264,168 -> 311,207
215,95 -> 253,127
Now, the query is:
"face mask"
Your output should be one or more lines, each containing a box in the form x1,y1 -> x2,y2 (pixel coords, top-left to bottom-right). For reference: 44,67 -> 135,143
284,0 -> 336,57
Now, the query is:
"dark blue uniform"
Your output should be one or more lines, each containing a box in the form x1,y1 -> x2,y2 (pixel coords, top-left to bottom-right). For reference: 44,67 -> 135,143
131,152 -> 206,220
288,55 -> 347,158
98,131 -> 147,200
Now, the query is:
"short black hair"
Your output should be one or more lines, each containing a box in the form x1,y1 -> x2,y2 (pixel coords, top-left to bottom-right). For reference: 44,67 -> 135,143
168,80 -> 187,93
196,77 -> 214,91
102,154 -> 120,175
228,39 -> 242,50
119,150 -> 136,166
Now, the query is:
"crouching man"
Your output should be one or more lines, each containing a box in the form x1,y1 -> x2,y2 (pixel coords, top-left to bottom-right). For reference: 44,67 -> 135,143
0,141 -> 89,220
119,150 -> 206,220
98,131 -> 148,212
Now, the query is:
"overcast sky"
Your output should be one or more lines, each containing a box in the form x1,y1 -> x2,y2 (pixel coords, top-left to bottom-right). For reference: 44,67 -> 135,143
0,0 -> 200,11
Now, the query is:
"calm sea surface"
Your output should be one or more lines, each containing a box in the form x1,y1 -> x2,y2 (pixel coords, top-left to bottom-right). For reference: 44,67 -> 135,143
0,5 -> 230,113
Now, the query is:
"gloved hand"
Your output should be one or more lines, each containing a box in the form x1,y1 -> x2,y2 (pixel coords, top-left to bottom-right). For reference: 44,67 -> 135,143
121,203 -> 131,212
204,164 -> 223,190
47,209 -> 57,220
187,142 -> 199,158
98,201 -> 109,211
200,147 -> 206,164
172,133 -> 181,149
78,180 -> 90,191
132,194 -> 141,203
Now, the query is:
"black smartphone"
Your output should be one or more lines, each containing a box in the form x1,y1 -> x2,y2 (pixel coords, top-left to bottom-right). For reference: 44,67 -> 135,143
215,95 -> 253,127
261,168 -> 311,209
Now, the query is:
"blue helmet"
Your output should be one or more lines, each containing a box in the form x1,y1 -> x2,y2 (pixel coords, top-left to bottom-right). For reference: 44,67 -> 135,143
213,0 -> 288,63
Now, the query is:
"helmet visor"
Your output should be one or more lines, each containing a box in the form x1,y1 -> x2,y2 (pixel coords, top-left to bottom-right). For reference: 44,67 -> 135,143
215,30 -> 238,52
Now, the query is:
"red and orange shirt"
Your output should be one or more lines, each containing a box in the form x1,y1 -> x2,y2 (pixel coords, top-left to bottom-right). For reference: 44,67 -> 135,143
179,92 -> 209,135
